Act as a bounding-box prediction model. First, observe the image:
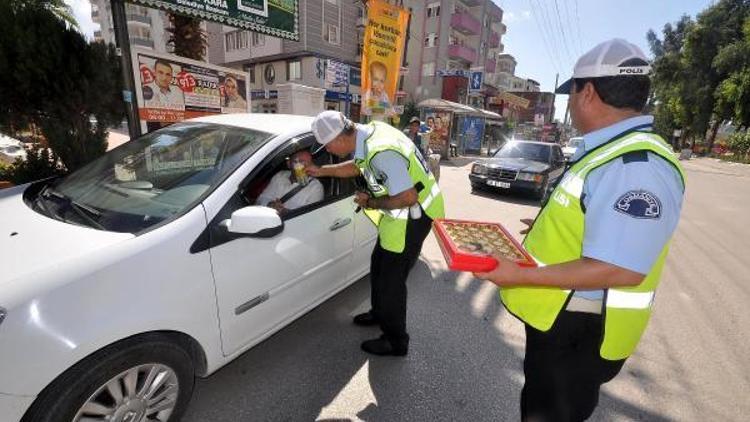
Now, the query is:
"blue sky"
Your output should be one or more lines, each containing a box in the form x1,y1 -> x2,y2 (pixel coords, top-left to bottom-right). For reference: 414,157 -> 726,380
497,0 -> 715,120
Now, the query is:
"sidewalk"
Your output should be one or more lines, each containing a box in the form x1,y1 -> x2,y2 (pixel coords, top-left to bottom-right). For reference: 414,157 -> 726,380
680,156 -> 750,177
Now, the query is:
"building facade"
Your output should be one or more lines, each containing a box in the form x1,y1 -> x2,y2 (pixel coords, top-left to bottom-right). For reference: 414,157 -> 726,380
207,0 -> 366,117
90,0 -> 169,52
401,0 -> 507,106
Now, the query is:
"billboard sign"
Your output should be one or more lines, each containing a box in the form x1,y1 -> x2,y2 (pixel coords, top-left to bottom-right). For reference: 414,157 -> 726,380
132,49 -> 250,133
361,0 -> 409,118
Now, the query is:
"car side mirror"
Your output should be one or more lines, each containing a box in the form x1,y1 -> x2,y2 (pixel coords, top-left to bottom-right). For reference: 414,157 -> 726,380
221,206 -> 283,237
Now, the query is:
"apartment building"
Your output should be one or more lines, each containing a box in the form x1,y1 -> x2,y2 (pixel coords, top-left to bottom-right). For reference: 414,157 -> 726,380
207,0 -> 366,118
90,0 -> 169,53
401,0 -> 507,106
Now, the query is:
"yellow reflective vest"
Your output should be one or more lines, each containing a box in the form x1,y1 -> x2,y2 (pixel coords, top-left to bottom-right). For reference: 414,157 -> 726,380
501,130 -> 685,360
354,122 -> 445,253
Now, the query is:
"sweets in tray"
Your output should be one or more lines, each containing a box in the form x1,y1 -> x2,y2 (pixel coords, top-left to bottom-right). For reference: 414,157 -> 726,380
433,218 -> 537,272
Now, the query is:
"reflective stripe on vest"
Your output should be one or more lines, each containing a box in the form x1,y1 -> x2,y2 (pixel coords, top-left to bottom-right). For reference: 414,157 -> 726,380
355,122 -> 445,253
501,130 -> 685,360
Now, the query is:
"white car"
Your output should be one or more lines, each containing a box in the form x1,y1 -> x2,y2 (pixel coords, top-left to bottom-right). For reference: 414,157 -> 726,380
0,114 -> 377,421
562,136 -> 583,160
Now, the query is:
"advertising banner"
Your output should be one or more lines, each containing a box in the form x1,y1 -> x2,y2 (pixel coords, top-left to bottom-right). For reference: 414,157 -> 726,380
423,110 -> 452,157
460,116 -> 485,153
361,0 -> 408,118
130,0 -> 299,41
133,49 -> 249,133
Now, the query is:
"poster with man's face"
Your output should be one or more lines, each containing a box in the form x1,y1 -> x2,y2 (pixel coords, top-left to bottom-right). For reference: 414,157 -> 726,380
424,111 -> 452,157
133,50 -> 251,132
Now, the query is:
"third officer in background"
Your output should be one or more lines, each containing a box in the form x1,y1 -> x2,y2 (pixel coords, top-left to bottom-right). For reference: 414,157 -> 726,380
308,111 -> 445,356
475,39 -> 686,421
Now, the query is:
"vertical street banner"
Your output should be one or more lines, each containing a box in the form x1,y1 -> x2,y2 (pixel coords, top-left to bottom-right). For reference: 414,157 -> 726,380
129,0 -> 299,40
361,0 -> 408,118
132,49 -> 250,133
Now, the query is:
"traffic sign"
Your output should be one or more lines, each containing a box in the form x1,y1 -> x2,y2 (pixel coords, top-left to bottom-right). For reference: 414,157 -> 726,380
470,71 -> 483,92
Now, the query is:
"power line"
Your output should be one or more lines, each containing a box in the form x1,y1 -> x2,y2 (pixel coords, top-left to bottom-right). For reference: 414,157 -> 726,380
552,0 -> 575,63
535,0 -> 568,68
527,0 -> 564,75
562,0 -> 582,56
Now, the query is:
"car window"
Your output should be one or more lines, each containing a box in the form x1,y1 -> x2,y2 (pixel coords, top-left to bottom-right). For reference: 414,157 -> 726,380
37,122 -> 274,233
495,142 -> 551,162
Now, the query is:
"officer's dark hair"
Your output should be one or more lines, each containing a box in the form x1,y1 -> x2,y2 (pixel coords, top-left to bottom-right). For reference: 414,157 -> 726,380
574,58 -> 650,112
154,59 -> 173,71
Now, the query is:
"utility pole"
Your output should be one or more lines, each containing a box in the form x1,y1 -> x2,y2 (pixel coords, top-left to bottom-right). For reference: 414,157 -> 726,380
550,72 -> 559,124
111,0 -> 141,139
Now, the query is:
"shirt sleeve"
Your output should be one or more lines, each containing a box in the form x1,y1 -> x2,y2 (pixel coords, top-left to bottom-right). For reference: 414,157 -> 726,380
582,152 -> 684,274
369,150 -> 413,196
256,172 -> 285,206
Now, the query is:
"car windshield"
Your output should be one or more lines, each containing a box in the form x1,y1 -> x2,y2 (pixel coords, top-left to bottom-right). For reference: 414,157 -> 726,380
494,141 -> 551,162
35,122 -> 273,233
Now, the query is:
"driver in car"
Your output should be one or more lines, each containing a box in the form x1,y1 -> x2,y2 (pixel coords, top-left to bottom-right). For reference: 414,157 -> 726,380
256,150 -> 324,215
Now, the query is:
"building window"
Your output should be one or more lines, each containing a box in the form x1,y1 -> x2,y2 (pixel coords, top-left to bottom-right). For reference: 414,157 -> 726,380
358,6 -> 365,18
325,0 -> 339,4
252,32 -> 265,47
287,60 -> 302,80
248,66 -> 255,84
326,24 -> 340,45
424,33 -> 437,48
427,2 -> 440,18
422,62 -> 435,77
225,30 -> 249,52
480,41 -> 486,57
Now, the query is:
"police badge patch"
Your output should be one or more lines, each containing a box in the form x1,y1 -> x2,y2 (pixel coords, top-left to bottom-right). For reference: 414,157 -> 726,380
614,190 -> 662,219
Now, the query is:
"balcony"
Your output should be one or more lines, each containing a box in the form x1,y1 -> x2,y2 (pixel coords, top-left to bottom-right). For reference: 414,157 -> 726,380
493,22 -> 507,35
450,12 -> 480,35
485,59 -> 496,73
127,14 -> 151,25
448,44 -> 477,63
489,31 -> 500,48
487,3 -> 503,20
131,37 -> 154,48
498,42 -> 504,53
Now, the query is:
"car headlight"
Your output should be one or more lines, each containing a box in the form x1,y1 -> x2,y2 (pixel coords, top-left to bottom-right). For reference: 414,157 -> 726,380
471,164 -> 487,175
517,172 -> 543,183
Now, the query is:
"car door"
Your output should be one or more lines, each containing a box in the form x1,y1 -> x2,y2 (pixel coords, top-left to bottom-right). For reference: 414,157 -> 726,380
203,135 -> 357,356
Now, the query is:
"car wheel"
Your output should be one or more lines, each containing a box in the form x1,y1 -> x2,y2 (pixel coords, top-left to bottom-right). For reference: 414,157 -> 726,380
22,334 -> 194,422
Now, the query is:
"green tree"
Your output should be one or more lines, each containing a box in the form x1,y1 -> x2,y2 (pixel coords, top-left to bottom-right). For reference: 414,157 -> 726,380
0,1 -> 125,181
648,1 -> 750,153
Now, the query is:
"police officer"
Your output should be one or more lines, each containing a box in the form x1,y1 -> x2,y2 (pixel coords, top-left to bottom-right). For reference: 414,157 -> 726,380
475,39 -> 686,421
308,111 -> 445,356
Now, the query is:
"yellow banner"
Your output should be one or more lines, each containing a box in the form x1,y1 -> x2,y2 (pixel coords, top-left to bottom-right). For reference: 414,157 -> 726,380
361,0 -> 409,117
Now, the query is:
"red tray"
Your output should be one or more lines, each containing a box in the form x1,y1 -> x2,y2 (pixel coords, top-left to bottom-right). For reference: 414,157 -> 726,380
432,218 -> 537,272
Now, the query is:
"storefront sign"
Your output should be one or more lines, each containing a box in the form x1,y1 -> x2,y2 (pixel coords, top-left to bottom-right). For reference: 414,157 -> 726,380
130,0 -> 299,41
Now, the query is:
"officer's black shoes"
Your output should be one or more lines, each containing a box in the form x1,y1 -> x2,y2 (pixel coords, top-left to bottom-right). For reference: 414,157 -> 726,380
353,311 -> 379,326
360,336 -> 408,356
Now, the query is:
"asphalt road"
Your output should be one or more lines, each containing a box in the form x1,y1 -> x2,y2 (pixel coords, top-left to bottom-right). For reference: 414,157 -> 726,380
183,156 -> 750,422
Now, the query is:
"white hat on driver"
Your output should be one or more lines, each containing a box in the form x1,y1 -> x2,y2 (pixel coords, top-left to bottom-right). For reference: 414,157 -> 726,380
556,38 -> 651,94
311,110 -> 352,152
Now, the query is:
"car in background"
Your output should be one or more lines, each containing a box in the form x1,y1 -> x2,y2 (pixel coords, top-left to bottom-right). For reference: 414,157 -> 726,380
0,114 -> 377,421
562,136 -> 583,160
469,140 -> 566,203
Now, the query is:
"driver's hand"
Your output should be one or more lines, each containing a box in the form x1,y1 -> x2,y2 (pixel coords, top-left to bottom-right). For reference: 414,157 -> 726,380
354,191 -> 370,208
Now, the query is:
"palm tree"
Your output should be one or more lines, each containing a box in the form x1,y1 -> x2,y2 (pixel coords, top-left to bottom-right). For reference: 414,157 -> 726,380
9,0 -> 79,29
166,13 -> 207,61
